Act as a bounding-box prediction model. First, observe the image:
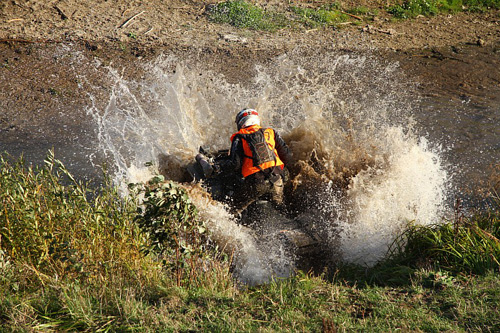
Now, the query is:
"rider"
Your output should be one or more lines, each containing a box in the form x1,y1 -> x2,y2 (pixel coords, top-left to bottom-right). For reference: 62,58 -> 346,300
227,108 -> 292,213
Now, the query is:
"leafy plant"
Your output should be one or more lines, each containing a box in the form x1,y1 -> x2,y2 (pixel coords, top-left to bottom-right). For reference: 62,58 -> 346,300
388,0 -> 442,18
133,178 -> 209,286
418,269 -> 456,289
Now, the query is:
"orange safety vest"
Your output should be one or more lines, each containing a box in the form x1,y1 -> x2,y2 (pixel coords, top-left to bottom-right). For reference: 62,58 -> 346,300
230,125 -> 284,178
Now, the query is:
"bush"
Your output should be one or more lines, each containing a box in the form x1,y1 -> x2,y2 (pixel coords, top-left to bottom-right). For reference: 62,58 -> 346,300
132,178 -> 213,286
0,151 -> 233,330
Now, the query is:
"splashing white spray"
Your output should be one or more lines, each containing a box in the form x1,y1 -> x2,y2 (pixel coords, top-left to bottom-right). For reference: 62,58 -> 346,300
338,128 -> 448,266
185,186 -> 289,286
86,50 -> 449,282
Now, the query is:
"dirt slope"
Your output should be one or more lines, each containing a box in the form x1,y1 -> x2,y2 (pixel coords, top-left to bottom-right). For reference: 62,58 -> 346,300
1,0 -> 499,50
1,1 -> 499,147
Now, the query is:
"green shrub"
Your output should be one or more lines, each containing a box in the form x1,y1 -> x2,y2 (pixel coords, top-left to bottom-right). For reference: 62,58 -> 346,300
132,178 -> 212,286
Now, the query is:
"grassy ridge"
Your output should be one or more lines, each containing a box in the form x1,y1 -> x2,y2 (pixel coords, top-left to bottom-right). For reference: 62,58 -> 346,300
1,152 -> 499,331
207,0 -> 500,30
389,0 -> 500,18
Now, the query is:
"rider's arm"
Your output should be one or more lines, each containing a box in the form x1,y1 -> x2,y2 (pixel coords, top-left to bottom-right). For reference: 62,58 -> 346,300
225,136 -> 244,173
274,131 -> 292,166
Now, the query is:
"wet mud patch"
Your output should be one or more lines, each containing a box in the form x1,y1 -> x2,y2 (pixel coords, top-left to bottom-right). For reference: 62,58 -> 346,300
388,42 -> 500,106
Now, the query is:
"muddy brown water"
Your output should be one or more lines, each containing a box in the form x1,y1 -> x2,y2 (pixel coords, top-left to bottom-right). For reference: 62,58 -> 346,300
1,41 -> 499,274
0,42 -> 498,198
395,44 -> 500,197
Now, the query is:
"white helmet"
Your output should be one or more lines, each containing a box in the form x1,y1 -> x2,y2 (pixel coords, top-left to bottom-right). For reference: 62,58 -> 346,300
235,108 -> 260,130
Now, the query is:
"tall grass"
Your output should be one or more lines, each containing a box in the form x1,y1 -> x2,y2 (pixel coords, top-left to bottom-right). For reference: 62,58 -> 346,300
0,151 -> 233,330
387,195 -> 500,275
1,151 -> 499,330
341,193 -> 500,287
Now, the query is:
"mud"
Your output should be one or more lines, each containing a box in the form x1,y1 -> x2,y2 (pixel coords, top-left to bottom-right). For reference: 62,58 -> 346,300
1,1 -> 499,179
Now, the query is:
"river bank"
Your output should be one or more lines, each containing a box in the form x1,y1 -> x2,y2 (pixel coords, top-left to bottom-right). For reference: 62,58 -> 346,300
2,1 -> 500,102
1,1 -> 499,188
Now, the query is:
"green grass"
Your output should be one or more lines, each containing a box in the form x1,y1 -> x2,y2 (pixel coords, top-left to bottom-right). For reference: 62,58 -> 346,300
0,151 -> 232,331
206,0 -> 500,31
207,0 -> 288,31
207,1 -> 364,31
338,195 -> 500,288
388,0 -> 500,19
289,5 -> 354,28
1,152 -> 499,331
386,196 -> 500,275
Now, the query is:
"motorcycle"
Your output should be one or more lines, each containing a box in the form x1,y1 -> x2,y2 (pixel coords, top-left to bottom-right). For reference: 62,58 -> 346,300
187,146 -> 327,272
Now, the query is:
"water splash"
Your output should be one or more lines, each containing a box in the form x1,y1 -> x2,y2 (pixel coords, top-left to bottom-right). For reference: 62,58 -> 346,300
87,50 -> 449,281
185,185 -> 292,286
338,128 -> 448,265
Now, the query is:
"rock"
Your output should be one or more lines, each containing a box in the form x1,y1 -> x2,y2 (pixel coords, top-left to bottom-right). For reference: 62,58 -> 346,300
477,37 -> 485,47
220,34 -> 248,44
362,25 -> 373,33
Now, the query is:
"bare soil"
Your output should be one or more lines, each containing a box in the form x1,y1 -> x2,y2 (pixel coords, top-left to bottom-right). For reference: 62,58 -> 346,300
1,0 -> 500,146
